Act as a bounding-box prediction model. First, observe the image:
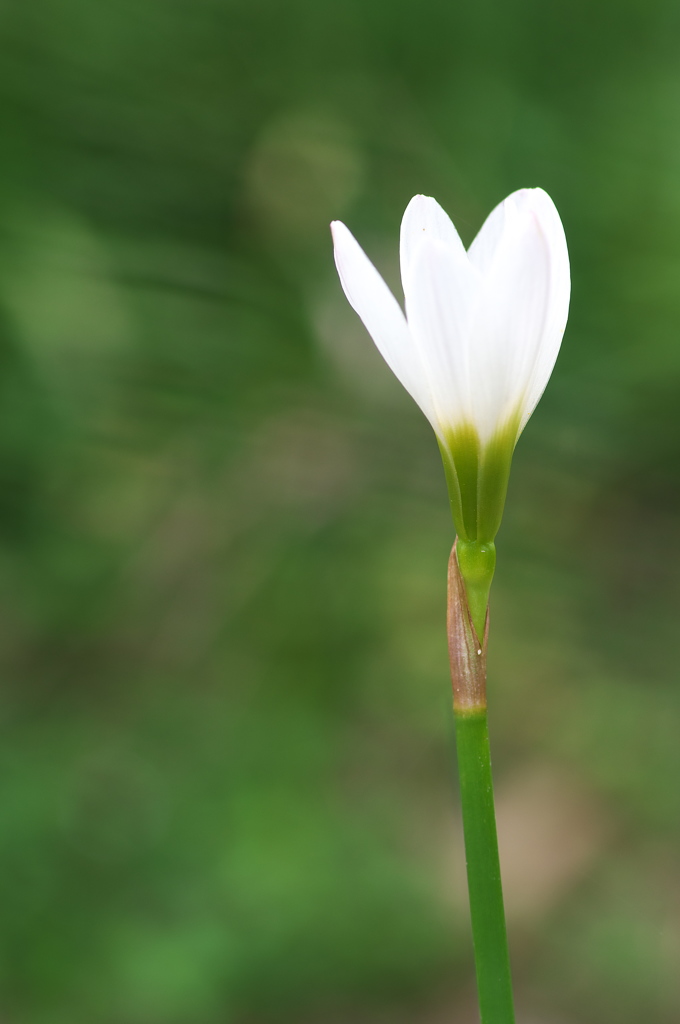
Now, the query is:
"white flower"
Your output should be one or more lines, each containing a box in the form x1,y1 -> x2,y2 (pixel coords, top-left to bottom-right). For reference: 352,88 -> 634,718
330,189 -> 570,545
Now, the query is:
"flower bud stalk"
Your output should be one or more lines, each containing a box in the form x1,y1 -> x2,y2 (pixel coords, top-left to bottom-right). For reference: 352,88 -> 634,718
448,543 -> 515,1023
456,539 -> 496,643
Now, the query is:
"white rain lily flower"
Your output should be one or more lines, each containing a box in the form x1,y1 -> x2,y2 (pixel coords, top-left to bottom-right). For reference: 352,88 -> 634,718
331,189 -> 570,551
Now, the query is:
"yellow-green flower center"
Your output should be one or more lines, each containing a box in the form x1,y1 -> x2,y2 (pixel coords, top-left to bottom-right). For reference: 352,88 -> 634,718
437,409 -> 521,637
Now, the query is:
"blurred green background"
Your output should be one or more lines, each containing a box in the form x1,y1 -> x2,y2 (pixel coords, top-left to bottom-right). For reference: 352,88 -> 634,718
0,0 -> 679,1021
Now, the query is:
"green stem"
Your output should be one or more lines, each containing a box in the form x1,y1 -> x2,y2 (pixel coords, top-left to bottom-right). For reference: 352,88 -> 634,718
454,708 -> 515,1024
456,539 -> 496,642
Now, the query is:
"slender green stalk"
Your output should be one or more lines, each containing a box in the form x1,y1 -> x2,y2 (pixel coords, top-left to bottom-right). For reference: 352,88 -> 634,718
454,708 -> 514,1024
447,545 -> 514,1023
456,539 -> 496,640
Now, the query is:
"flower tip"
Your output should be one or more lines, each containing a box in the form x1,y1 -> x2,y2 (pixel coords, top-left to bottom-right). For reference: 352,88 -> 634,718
406,193 -> 437,208
511,185 -> 559,215
330,220 -> 351,249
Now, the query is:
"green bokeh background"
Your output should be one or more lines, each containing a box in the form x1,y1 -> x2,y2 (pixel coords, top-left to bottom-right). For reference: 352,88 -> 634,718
0,1 -> 679,1021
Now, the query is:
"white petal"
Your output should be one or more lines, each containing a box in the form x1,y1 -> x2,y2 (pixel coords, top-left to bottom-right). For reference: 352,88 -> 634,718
468,189 -> 569,440
330,221 -> 437,423
514,189 -> 570,430
403,236 -> 482,430
399,195 -> 467,285
467,193 -> 511,275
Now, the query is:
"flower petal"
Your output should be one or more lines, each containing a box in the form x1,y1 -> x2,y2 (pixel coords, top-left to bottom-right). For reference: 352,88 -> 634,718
330,220 -> 437,423
467,194 -> 510,275
468,189 -> 569,440
400,195 -> 467,285
403,236 -> 482,431
513,189 -> 570,430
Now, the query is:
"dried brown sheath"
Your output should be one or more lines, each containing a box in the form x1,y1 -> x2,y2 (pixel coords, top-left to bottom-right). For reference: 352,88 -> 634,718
447,540 -> 489,712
